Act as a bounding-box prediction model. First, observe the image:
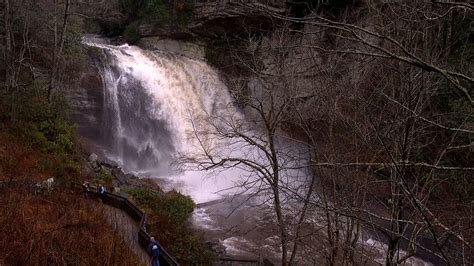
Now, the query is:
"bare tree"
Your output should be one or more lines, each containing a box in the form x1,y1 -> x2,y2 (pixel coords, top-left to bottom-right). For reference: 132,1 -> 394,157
181,23 -> 326,265
48,0 -> 71,102
3,0 -> 13,91
254,1 -> 474,264
189,0 -> 473,265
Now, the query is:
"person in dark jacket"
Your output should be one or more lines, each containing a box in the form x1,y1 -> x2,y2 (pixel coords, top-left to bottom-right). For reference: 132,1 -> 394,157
147,237 -> 160,266
97,184 -> 105,202
98,184 -> 105,194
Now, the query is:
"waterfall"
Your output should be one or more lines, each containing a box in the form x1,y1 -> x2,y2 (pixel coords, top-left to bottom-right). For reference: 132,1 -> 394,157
83,38 -> 241,203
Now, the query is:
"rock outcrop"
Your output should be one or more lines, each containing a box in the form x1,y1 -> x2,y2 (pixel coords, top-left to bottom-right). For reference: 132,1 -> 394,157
67,51 -> 104,140
190,1 -> 285,38
86,153 -> 140,188
138,37 -> 206,60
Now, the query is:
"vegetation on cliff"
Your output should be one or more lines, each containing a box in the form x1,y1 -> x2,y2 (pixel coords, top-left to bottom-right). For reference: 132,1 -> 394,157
104,0 -> 195,43
0,95 -> 143,264
127,187 -> 213,264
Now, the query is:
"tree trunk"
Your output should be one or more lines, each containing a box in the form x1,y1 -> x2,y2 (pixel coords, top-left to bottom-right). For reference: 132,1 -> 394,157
289,167 -> 316,264
273,184 -> 289,266
48,0 -> 70,102
4,0 -> 13,92
268,126 -> 289,266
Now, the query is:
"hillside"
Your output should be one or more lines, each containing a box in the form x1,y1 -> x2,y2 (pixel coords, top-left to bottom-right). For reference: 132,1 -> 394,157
0,121 -> 143,265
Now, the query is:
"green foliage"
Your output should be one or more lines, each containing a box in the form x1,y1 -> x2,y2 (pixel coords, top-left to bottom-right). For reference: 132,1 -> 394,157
123,22 -> 141,44
121,0 -> 194,24
204,46 -> 220,67
175,1 -> 194,26
120,0 -> 145,18
93,168 -> 113,187
13,93 -> 76,154
171,232 -> 215,263
126,187 -> 211,263
127,187 -> 157,204
88,47 -> 107,65
144,0 -> 170,21
63,19 -> 87,77
1,85 -> 81,179
37,154 -> 81,179
127,188 -> 195,225
97,19 -> 126,37
121,0 -> 170,21
119,0 -> 195,42
0,0 -> 86,181
158,190 -> 195,225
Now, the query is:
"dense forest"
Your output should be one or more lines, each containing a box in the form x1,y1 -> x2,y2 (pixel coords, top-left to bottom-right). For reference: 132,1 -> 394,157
1,0 -> 473,265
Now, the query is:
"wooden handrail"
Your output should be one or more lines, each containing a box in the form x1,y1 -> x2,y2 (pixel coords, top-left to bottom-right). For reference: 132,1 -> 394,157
79,184 -> 179,266
79,184 -> 273,266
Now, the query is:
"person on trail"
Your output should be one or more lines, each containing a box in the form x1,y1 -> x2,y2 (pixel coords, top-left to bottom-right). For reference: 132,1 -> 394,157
147,237 -> 160,266
98,184 -> 105,194
97,184 -> 105,202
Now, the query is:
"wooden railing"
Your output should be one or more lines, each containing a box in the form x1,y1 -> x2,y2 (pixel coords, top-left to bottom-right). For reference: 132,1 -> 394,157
84,188 -> 179,266
78,184 -> 276,265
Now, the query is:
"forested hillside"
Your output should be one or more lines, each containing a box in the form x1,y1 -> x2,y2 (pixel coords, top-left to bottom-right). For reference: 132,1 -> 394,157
0,1 -> 144,264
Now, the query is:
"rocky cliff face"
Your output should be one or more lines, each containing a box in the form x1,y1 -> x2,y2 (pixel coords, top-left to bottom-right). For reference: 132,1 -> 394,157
189,1 -> 285,38
69,2 -> 287,139
138,37 -> 206,60
68,50 -> 104,140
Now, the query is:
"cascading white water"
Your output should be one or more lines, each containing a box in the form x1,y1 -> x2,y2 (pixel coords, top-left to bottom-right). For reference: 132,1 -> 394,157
83,38 -> 246,203
82,38 -> 311,260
